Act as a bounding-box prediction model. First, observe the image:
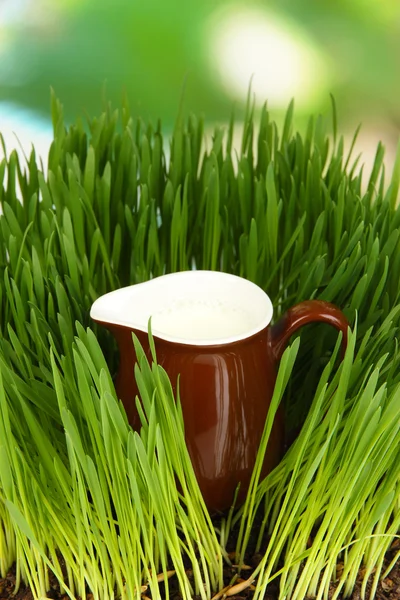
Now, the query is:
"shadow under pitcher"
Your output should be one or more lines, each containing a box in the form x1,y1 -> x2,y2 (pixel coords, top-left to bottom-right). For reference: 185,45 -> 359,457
91,271 -> 348,512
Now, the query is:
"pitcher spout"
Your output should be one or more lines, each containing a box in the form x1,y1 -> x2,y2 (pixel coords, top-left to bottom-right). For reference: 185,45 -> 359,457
90,284 -> 151,333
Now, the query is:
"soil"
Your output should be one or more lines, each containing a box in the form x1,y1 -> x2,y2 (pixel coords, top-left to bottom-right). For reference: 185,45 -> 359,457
1,551 -> 399,600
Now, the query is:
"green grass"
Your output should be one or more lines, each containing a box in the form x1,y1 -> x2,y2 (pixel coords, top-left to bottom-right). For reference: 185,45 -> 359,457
0,92 -> 399,599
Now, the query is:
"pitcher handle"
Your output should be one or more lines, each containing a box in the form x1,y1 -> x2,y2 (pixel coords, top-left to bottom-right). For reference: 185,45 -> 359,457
270,300 -> 349,361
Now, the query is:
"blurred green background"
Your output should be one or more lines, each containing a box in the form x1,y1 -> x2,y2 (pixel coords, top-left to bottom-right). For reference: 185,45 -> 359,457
0,0 -> 399,163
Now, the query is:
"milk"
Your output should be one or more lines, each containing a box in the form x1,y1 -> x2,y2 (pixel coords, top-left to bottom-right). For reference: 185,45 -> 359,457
151,299 -> 254,340
91,271 -> 273,344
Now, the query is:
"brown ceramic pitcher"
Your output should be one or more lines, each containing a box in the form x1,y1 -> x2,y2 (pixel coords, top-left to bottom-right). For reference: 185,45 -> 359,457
91,271 -> 348,512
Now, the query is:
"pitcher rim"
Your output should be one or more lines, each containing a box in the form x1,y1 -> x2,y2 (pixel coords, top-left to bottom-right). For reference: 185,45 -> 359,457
90,270 -> 274,346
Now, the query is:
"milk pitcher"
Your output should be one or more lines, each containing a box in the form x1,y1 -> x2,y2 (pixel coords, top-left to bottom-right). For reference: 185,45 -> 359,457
91,271 -> 348,511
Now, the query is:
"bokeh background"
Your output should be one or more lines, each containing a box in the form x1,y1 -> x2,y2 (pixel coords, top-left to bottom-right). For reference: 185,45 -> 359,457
1,0 -> 399,170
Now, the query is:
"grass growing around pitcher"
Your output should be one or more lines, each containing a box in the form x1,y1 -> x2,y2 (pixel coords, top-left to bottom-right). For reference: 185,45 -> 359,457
0,325 -> 224,600
0,92 -> 400,599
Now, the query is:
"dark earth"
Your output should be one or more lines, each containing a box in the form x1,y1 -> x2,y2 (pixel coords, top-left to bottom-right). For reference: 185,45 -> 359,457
1,548 -> 399,600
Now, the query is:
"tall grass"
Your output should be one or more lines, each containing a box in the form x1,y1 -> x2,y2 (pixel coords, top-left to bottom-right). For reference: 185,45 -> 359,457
0,92 -> 399,599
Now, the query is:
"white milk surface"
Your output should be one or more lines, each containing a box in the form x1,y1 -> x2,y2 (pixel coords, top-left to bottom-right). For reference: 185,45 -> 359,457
151,300 -> 254,340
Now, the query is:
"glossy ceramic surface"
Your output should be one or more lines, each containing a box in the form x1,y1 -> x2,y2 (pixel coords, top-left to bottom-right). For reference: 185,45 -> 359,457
111,325 -> 284,511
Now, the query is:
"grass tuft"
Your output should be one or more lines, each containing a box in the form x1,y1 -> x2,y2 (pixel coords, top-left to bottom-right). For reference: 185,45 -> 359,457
0,95 -> 399,599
